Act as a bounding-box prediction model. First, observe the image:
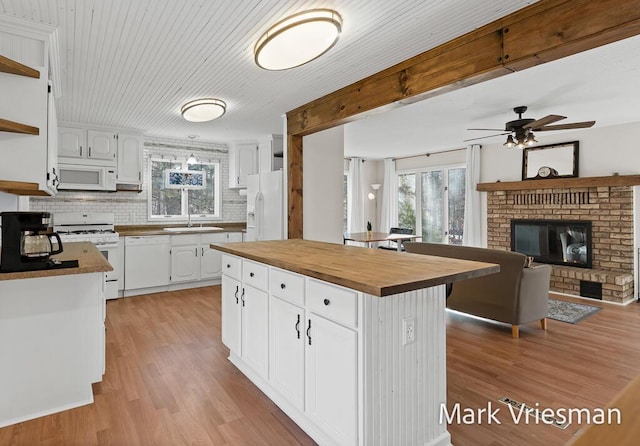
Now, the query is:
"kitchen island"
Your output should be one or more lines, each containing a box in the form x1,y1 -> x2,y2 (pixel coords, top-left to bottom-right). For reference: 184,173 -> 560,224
0,242 -> 111,427
211,239 -> 499,446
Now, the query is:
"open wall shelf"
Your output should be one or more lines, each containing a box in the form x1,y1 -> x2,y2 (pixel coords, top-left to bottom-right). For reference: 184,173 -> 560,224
0,55 -> 41,135
0,54 -> 40,78
0,118 -> 40,135
0,180 -> 49,196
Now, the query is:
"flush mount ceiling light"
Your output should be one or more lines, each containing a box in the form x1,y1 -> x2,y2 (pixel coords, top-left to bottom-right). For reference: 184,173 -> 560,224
254,9 -> 342,70
181,98 -> 226,122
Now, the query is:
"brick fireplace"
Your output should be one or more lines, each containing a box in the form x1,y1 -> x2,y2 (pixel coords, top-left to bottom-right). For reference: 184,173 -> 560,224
484,184 -> 635,304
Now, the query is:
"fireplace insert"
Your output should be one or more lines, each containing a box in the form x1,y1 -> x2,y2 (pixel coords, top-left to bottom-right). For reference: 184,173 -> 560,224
511,219 -> 592,268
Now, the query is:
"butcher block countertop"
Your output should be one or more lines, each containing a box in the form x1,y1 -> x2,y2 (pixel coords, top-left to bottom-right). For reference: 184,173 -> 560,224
211,239 -> 499,297
116,222 -> 245,236
0,242 -> 112,281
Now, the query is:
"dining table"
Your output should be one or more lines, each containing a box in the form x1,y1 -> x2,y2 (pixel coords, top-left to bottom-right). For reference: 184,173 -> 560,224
343,231 -> 422,251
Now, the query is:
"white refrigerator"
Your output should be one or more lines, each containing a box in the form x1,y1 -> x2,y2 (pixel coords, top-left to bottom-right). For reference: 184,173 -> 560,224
246,170 -> 283,241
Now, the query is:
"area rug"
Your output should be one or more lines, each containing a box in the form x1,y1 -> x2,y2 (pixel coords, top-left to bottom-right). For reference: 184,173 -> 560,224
547,299 -> 601,324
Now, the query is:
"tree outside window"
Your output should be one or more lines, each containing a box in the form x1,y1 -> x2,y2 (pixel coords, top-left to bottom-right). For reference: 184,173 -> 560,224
398,173 -> 416,231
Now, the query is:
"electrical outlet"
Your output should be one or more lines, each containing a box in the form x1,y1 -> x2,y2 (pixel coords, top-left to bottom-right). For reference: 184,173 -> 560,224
402,317 -> 416,346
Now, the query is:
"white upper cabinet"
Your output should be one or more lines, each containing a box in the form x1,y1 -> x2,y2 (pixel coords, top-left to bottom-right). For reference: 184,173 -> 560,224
229,142 -> 258,188
58,127 -> 85,158
87,130 -> 117,161
258,134 -> 283,174
58,126 -> 117,166
116,132 -> 143,185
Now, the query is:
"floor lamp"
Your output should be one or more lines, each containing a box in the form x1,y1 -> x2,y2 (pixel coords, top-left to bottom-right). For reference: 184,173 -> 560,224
368,183 -> 381,231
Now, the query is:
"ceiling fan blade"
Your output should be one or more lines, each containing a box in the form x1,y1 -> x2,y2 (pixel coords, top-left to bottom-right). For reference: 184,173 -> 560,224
467,128 -> 507,131
535,121 -> 596,131
463,132 -> 510,142
523,114 -> 566,129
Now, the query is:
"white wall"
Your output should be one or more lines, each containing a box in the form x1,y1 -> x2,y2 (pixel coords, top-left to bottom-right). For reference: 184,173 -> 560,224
303,127 -> 344,243
481,121 -> 640,182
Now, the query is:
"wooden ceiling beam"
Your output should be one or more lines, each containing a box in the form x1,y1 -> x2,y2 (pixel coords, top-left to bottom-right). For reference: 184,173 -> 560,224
285,0 -> 640,238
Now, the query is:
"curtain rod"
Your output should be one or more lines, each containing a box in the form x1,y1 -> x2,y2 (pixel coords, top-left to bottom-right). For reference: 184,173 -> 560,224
345,145 -> 480,162
392,146 -> 474,161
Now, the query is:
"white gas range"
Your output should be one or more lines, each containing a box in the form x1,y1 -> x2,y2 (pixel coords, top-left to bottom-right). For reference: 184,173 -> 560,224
53,213 -> 120,300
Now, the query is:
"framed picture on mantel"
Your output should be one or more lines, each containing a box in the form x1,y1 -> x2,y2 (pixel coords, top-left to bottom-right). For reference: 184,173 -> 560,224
522,141 -> 579,180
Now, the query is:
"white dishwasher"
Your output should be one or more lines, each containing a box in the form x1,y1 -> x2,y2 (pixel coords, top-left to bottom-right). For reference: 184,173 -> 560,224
124,236 -> 171,291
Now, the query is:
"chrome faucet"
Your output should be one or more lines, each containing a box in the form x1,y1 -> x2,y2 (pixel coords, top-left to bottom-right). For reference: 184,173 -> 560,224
187,205 -> 193,227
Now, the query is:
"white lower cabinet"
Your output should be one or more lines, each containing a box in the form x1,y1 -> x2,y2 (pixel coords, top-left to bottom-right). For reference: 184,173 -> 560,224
241,285 -> 269,378
305,313 -> 358,446
201,233 -> 227,279
221,274 -> 241,354
171,232 -> 240,283
171,244 -> 199,282
269,296 -> 305,411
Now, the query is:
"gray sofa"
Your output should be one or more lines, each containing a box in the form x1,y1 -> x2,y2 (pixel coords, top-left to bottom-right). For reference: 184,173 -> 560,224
404,242 -> 552,338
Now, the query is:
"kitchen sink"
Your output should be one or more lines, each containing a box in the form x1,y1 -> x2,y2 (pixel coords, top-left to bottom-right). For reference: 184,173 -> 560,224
163,226 -> 224,232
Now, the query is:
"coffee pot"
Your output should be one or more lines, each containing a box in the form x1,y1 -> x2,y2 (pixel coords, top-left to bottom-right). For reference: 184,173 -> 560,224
21,232 -> 63,260
0,211 -> 72,272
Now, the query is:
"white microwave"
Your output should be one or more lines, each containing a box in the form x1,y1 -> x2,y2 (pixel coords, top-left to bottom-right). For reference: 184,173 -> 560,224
58,164 -> 117,191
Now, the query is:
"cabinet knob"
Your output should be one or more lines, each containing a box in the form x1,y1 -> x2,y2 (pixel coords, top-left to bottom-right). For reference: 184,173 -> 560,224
250,272 -> 254,277
226,264 -> 230,268
323,298 -> 330,306
280,283 -> 286,289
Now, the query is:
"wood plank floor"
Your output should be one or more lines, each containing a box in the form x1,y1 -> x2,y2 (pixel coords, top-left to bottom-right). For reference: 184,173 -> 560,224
1,287 -> 639,445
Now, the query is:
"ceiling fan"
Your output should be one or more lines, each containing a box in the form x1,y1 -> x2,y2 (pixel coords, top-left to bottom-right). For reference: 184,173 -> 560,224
465,106 -> 596,147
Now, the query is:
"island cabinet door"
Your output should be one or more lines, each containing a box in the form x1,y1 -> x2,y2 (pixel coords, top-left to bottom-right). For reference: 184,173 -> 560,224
269,295 -> 305,411
241,285 -> 269,378
305,313 -> 358,446
221,275 -> 241,354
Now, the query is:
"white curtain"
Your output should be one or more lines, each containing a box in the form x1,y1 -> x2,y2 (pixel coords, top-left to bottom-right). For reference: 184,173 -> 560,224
348,158 -> 365,233
462,144 -> 482,246
380,158 -> 398,233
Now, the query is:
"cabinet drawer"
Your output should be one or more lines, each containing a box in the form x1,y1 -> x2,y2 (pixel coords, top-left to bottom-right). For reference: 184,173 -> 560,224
222,254 -> 241,281
270,268 -> 305,306
306,279 -> 358,328
242,260 -> 268,291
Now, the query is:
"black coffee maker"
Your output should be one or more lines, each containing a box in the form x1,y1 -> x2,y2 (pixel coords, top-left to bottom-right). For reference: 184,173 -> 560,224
0,211 -> 76,272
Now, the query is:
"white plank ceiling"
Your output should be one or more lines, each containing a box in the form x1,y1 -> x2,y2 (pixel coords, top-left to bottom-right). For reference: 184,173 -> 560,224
0,0 -> 539,148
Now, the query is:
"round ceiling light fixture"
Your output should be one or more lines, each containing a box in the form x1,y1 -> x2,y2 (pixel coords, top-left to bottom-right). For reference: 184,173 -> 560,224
254,9 -> 342,71
181,98 -> 226,122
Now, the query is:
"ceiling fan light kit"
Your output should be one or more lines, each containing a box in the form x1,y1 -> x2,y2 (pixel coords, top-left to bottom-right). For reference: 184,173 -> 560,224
469,105 -> 595,148
181,98 -> 226,122
254,9 -> 342,70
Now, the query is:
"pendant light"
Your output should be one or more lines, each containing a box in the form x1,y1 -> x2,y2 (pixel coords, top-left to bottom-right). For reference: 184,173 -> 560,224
255,9 -> 342,70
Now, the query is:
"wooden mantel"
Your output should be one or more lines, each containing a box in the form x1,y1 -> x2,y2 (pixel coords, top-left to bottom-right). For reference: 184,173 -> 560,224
476,174 -> 640,192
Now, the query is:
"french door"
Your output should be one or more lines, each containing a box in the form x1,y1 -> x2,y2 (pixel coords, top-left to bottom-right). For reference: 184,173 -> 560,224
398,166 -> 465,244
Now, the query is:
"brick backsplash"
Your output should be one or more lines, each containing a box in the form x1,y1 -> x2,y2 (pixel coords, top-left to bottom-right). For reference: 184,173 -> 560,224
486,185 -> 634,303
30,135 -> 247,225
